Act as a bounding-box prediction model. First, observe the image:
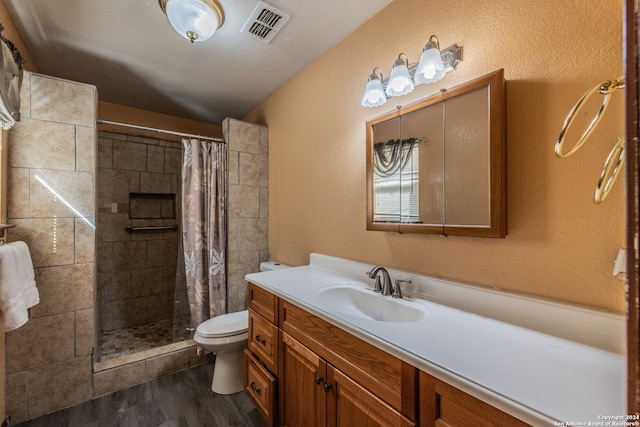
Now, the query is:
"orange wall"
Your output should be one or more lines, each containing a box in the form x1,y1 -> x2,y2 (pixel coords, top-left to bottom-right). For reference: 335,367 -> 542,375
243,0 -> 627,312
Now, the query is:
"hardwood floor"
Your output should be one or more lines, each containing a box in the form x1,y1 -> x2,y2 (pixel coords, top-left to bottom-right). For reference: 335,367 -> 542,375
14,363 -> 269,427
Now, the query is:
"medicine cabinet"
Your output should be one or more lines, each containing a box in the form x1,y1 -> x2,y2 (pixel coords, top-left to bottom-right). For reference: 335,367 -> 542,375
366,69 -> 506,237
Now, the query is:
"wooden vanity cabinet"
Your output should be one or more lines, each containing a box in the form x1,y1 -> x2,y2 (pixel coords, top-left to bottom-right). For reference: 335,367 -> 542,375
419,371 -> 530,427
245,283 -> 529,427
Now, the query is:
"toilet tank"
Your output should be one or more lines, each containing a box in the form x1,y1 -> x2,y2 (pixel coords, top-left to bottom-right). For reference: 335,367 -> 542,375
259,261 -> 290,272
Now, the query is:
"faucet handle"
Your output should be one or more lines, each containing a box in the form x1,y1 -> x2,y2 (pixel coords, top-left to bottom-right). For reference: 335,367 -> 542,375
392,279 -> 411,299
373,276 -> 383,293
367,266 -> 383,292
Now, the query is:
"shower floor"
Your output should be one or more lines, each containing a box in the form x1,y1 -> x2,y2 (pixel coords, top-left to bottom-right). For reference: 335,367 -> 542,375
99,319 -> 182,362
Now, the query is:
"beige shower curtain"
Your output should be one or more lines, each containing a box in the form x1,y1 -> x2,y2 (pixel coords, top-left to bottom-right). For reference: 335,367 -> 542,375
181,138 -> 227,328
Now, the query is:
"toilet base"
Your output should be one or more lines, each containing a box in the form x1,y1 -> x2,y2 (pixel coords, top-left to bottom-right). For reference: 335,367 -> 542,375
211,351 -> 244,394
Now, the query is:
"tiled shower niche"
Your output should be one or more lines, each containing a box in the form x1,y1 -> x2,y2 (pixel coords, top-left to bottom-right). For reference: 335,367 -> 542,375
129,193 -> 177,220
96,131 -> 187,360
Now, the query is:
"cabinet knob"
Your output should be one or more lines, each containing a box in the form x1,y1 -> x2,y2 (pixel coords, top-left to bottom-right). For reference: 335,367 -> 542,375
323,383 -> 332,393
255,335 -> 266,344
250,381 -> 262,395
315,376 -> 324,385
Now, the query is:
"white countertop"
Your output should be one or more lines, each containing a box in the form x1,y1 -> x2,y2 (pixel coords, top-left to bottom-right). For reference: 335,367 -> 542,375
246,255 -> 626,426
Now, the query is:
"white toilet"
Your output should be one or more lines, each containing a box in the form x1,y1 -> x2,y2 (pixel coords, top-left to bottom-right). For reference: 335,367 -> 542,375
194,261 -> 289,394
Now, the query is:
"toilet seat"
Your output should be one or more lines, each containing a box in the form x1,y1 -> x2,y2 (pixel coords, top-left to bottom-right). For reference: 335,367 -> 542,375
196,309 -> 248,338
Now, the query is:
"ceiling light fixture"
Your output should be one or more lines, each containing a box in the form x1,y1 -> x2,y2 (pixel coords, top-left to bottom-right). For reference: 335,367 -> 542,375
158,0 -> 225,43
361,35 -> 462,108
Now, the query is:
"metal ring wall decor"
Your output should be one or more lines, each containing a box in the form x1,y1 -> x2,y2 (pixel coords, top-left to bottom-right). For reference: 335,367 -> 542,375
594,137 -> 625,204
555,77 -> 625,203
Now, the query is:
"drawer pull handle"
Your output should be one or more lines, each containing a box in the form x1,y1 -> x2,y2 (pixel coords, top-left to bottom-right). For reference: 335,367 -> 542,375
315,376 -> 324,385
323,383 -> 332,393
250,381 -> 262,395
255,335 -> 266,344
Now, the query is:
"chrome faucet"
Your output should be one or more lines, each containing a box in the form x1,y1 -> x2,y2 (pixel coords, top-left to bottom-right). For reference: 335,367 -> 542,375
367,266 -> 392,296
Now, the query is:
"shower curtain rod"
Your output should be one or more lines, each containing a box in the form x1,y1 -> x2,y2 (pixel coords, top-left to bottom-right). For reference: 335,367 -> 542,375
96,119 -> 225,142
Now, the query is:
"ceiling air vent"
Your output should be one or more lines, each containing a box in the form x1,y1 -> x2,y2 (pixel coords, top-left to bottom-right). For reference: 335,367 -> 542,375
241,1 -> 291,43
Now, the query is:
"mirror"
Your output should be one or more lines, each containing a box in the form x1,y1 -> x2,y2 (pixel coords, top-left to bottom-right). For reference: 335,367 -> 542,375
366,69 -> 506,237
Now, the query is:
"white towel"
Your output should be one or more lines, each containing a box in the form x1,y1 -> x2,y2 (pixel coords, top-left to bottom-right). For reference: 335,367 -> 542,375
0,241 -> 39,331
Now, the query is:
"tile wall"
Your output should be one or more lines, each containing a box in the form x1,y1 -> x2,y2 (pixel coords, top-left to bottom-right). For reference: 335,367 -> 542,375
223,118 -> 270,312
96,131 -> 182,334
5,72 -> 97,421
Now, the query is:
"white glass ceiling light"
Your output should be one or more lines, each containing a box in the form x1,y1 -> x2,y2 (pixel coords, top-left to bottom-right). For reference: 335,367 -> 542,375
159,0 -> 225,43
385,53 -> 414,97
361,68 -> 387,107
414,35 -> 446,85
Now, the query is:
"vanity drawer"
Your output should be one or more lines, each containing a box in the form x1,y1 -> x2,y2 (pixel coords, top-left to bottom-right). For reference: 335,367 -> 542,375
244,349 -> 276,427
248,309 -> 279,372
249,282 -> 279,323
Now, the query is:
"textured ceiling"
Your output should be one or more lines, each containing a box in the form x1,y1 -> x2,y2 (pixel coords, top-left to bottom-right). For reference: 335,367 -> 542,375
3,0 -> 392,123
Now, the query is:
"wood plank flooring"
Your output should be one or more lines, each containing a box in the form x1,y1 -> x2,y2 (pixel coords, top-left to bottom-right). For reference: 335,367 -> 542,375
14,363 -> 269,427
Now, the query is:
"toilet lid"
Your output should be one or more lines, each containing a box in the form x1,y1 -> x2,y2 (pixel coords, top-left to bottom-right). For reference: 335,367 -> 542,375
196,310 -> 248,338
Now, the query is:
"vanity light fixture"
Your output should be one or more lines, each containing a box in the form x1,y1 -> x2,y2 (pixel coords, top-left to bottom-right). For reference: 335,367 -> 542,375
361,35 -> 462,108
158,0 -> 225,43
385,53 -> 414,97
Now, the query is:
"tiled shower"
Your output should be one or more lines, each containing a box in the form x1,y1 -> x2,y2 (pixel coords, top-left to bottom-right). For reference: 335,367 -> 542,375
4,70 -> 270,423
96,131 -> 189,361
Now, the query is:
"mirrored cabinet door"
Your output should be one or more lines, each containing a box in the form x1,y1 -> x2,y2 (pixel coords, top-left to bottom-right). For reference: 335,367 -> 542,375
401,102 -> 444,227
370,115 -> 403,224
444,86 -> 490,228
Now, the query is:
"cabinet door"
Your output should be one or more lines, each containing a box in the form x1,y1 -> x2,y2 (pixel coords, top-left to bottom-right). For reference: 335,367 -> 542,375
419,371 -> 530,427
327,366 -> 416,427
282,332 -> 327,427
280,299 -> 417,420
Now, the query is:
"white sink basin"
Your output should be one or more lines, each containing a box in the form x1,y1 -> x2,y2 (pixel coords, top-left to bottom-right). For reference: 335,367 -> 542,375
316,285 -> 427,322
